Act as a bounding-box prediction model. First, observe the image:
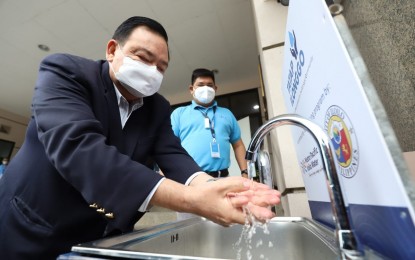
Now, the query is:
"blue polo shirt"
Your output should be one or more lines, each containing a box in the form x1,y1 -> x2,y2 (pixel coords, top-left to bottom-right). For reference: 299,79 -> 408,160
171,101 -> 241,172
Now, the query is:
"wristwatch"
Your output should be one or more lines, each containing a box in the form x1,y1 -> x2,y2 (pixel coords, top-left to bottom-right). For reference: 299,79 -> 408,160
241,169 -> 248,175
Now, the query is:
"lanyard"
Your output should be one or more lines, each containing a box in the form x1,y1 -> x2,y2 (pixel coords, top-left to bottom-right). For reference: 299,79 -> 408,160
197,106 -> 217,140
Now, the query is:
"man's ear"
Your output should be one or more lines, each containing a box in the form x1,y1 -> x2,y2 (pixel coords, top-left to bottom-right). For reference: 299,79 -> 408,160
106,39 -> 118,61
189,84 -> 194,94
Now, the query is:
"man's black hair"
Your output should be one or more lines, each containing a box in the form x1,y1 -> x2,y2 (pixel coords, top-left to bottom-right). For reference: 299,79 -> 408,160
112,16 -> 168,45
191,68 -> 215,85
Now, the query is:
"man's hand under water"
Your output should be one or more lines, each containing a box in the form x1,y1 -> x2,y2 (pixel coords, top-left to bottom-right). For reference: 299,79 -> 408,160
188,176 -> 281,227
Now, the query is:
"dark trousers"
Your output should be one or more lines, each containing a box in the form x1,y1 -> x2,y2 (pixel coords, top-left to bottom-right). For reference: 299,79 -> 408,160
206,169 -> 229,178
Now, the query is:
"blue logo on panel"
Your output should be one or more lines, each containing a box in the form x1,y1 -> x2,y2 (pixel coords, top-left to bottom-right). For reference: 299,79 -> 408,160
286,30 -> 305,107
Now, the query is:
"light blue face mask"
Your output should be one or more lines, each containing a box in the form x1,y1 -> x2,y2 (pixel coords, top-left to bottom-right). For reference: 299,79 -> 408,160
112,55 -> 163,98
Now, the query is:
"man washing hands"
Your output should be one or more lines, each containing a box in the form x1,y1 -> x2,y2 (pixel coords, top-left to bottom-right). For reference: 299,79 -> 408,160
152,175 -> 281,227
0,16 -> 281,259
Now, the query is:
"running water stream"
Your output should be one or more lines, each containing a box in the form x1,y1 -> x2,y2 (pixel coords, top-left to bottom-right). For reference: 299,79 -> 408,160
233,207 -> 273,260
233,162 -> 273,260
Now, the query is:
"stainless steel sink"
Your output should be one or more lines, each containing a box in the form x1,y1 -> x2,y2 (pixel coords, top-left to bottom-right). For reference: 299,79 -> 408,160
72,217 -> 339,259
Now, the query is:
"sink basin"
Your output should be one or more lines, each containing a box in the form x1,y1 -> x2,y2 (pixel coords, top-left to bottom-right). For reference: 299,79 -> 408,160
72,217 -> 339,259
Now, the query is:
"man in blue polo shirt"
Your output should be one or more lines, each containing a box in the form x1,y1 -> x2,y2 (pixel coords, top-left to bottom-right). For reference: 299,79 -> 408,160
171,68 -> 248,178
0,158 -> 8,178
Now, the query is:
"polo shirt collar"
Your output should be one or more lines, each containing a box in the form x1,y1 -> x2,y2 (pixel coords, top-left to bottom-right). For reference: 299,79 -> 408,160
191,100 -> 217,110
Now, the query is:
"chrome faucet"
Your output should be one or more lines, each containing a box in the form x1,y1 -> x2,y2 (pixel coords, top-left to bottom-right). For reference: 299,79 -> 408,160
245,114 -> 364,260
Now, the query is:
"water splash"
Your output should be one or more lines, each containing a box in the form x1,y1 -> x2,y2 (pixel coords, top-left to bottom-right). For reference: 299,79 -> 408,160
233,161 -> 273,259
233,206 -> 272,260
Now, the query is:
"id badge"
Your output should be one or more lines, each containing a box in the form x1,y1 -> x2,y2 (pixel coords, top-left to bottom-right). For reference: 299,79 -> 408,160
210,141 -> 220,158
204,118 -> 210,129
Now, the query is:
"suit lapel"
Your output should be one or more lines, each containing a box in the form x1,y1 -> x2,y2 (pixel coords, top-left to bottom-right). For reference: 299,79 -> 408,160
122,103 -> 149,157
101,62 -> 124,150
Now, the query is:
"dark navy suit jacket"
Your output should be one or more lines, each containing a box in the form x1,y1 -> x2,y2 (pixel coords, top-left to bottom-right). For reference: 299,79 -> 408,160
0,53 -> 201,259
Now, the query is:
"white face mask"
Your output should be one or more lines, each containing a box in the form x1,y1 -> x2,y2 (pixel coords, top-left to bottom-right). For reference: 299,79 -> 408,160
194,86 -> 215,104
113,56 -> 163,98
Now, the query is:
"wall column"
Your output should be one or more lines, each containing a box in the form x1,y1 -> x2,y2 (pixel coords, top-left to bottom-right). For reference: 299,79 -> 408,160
250,0 -> 310,217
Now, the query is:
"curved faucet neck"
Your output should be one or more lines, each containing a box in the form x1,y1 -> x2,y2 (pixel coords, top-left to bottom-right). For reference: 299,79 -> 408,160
245,114 -> 363,259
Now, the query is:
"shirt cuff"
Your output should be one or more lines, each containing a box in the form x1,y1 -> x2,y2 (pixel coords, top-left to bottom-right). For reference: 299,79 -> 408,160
185,171 -> 205,186
138,172 -> 203,212
138,177 -> 165,212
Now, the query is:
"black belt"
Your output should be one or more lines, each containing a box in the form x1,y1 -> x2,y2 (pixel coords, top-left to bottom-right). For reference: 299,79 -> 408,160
206,169 -> 229,178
